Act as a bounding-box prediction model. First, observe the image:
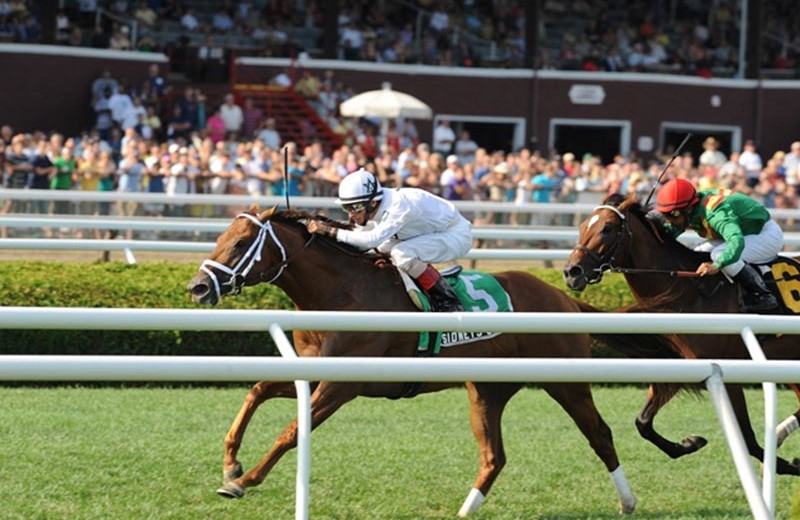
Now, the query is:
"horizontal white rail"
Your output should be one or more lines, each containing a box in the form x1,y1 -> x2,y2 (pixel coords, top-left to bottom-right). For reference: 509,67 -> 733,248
0,238 -> 574,260
0,355 -> 794,383
2,306 -> 799,335
3,189 -> 799,218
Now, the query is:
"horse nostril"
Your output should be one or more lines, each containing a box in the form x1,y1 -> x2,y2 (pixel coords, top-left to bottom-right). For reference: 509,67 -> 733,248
565,265 -> 584,278
190,283 -> 209,296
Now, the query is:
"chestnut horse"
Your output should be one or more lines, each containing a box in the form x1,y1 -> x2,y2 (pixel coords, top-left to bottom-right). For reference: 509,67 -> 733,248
187,205 -> 684,516
563,193 -> 800,476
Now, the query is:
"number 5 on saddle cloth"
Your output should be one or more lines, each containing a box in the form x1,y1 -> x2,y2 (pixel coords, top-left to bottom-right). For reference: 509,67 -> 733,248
398,265 -> 514,356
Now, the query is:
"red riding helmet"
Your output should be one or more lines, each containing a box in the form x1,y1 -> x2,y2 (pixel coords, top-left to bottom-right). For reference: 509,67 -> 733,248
655,178 -> 699,213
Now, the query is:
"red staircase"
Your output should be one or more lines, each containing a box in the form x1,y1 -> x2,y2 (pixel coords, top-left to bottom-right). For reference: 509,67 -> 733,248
234,84 -> 344,152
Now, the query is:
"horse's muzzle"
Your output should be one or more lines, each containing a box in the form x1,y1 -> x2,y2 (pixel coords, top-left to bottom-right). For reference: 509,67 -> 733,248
562,264 -> 588,292
187,274 -> 219,305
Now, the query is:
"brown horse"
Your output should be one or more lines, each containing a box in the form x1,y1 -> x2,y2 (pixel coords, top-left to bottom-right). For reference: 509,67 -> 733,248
563,193 -> 800,476
186,205 -> 685,516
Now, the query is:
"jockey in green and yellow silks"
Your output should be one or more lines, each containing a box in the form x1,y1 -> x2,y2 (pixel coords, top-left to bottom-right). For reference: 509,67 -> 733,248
654,178 -> 783,312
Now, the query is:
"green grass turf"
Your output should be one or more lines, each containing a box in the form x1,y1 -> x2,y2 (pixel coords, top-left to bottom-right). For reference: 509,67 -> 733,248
0,386 -> 798,519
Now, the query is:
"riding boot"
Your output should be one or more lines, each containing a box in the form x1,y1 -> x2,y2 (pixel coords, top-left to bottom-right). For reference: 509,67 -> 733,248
733,264 -> 778,313
416,264 -> 463,312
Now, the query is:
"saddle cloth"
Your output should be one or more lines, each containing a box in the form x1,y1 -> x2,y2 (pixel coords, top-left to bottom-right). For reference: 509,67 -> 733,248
398,266 -> 514,355
761,257 -> 800,315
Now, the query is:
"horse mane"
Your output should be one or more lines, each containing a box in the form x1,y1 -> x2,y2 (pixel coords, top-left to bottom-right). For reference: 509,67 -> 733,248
252,205 -> 392,266
603,194 -> 709,266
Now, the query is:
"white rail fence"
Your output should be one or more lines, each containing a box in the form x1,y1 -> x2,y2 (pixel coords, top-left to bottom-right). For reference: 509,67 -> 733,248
3,188 -> 800,219
1,308 -> 798,520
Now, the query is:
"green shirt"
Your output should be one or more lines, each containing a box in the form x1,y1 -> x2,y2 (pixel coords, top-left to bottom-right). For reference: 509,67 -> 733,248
51,157 -> 76,190
686,189 -> 771,268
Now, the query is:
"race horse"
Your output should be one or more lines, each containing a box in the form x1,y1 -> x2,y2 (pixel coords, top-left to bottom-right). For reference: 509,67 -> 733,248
187,205 -> 686,516
563,193 -> 800,476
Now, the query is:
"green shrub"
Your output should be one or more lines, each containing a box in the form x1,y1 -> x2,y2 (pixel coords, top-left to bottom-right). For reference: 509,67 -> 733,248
0,261 -> 634,356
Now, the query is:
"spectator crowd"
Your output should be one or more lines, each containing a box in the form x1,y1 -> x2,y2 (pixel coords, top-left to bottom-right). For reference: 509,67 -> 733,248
3,1 -> 799,77
3,67 -> 800,241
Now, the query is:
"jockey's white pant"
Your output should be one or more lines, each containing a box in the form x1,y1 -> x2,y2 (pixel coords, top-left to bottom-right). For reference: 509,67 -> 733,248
376,217 -> 473,274
693,219 -> 784,276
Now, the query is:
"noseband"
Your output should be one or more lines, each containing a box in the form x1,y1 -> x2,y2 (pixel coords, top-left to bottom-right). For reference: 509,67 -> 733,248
200,212 -> 288,301
576,204 -> 631,282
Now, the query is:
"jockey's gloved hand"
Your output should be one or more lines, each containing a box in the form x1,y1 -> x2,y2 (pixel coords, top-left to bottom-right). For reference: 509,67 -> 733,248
645,209 -> 667,226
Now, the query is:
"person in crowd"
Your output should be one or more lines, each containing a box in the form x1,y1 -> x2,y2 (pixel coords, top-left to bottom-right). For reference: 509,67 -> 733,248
241,97 -> 263,140
306,168 -> 472,312
653,177 -> 782,312
739,139 -> 763,188
432,118 -> 456,158
698,136 -> 727,169
256,117 -> 281,150
219,93 -> 244,137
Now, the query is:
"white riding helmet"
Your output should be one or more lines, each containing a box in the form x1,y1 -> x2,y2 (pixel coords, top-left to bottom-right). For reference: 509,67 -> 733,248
335,169 -> 383,206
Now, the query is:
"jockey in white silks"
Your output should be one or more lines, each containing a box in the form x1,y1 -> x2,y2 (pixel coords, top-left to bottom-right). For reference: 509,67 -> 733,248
306,168 -> 472,312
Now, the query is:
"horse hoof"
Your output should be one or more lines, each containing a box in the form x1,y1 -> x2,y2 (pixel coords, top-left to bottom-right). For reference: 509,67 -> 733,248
681,435 -> 708,454
217,482 -> 245,499
223,462 -> 243,485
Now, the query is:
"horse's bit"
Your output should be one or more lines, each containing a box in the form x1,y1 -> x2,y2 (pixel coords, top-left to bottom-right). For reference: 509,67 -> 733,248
200,213 -> 288,302
575,204 -> 631,283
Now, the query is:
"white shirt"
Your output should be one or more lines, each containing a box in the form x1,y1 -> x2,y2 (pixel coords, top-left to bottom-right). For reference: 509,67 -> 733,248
432,124 -> 456,153
108,92 -> 133,124
219,103 -> 244,132
335,188 -> 467,250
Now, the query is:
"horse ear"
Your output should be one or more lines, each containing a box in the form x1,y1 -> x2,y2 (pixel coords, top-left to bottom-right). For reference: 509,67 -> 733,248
247,203 -> 260,214
259,205 -> 279,221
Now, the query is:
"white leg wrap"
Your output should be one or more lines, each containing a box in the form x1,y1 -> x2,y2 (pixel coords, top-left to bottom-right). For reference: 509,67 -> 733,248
457,488 -> 485,517
610,466 -> 636,514
776,415 -> 800,447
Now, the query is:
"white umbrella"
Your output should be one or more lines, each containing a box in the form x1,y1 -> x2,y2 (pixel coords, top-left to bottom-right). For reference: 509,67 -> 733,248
339,82 -> 433,120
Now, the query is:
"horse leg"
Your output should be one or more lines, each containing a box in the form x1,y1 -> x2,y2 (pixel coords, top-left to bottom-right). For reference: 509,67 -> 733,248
635,383 -> 707,458
217,381 -> 360,498
222,380 -> 319,484
776,383 -> 800,449
458,382 -> 521,517
543,382 -> 636,514
726,384 -> 800,475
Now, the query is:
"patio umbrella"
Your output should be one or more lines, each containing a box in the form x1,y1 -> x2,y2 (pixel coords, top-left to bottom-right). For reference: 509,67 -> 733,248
339,82 -> 433,120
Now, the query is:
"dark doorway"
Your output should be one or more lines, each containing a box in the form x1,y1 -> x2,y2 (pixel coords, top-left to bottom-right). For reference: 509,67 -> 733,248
553,125 -> 622,164
663,128 -> 734,159
455,121 -> 515,154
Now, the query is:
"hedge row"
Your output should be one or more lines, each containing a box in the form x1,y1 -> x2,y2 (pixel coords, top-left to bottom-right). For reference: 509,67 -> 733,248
0,261 -> 635,356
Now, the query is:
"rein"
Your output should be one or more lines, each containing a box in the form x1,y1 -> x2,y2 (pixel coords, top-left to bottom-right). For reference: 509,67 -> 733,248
607,266 -> 699,277
584,204 -> 700,279
200,212 -> 315,301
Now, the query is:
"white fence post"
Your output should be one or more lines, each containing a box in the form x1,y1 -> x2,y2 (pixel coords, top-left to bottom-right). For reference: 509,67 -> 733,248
269,323 -> 311,520
705,364 -> 772,520
740,326 -> 778,515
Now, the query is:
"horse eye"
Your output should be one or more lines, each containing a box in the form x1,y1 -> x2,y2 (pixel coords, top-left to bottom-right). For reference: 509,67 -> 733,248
601,224 -> 615,234
234,239 -> 247,249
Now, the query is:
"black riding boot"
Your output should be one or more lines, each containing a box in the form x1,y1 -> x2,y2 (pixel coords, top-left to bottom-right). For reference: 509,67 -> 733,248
428,275 -> 463,312
733,264 -> 778,312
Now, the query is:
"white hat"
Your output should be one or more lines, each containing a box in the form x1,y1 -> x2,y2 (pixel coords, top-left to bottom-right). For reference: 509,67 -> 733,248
168,143 -> 180,153
446,154 -> 459,164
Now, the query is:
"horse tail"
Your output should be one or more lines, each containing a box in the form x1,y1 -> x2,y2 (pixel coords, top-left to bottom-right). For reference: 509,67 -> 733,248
577,296 -> 701,395
574,296 -> 692,360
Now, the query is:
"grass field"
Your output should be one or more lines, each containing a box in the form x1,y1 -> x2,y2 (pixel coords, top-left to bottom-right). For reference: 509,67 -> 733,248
1,385 -> 798,519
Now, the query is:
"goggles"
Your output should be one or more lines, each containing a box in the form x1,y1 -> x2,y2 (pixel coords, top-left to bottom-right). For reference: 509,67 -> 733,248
668,209 -> 683,218
342,201 -> 368,213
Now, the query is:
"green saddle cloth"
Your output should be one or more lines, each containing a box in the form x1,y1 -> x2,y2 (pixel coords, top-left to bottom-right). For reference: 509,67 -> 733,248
413,269 -> 513,356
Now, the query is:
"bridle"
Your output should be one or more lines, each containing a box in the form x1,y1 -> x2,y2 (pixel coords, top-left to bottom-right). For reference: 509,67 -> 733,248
574,204 -> 632,283
199,212 -> 314,301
